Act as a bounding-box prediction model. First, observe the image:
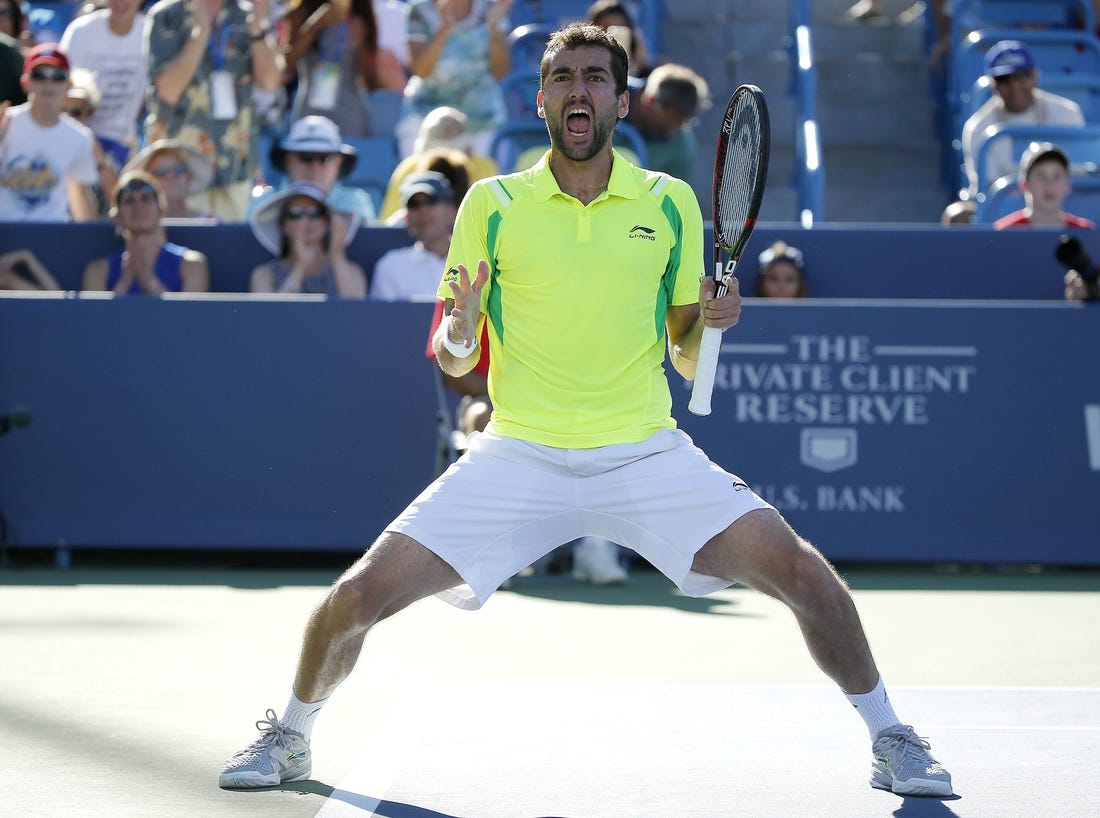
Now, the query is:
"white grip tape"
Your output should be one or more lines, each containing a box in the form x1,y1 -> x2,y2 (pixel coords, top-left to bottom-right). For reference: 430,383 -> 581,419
688,325 -> 722,416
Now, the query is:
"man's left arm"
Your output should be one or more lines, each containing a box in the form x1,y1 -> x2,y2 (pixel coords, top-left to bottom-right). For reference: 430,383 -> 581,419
667,275 -> 743,381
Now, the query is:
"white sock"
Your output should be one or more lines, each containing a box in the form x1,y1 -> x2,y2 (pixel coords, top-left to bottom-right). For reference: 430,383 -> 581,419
281,691 -> 328,741
845,676 -> 901,740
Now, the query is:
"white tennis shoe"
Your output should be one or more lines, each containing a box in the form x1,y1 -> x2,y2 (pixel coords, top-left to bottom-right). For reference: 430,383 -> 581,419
870,724 -> 953,797
572,537 -> 628,585
219,709 -> 311,789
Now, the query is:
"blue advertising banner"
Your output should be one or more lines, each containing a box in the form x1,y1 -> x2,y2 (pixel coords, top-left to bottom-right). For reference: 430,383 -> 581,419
672,300 -> 1100,565
1,296 -> 1098,565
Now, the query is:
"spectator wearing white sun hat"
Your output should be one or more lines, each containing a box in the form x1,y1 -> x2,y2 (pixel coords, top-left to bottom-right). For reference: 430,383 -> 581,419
252,115 -> 377,223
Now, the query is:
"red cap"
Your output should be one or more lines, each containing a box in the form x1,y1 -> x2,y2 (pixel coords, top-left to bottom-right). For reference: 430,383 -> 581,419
23,43 -> 70,75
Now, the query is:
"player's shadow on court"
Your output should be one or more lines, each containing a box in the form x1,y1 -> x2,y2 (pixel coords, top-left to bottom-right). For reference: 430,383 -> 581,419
893,794 -> 963,817
506,569 -> 756,616
281,783 -> 463,818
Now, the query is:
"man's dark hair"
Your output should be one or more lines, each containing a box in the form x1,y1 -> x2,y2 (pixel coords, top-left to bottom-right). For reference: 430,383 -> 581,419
540,22 -> 629,97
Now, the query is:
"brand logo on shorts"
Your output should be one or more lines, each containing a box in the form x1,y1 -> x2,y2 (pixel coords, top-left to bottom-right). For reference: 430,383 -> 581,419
628,225 -> 656,241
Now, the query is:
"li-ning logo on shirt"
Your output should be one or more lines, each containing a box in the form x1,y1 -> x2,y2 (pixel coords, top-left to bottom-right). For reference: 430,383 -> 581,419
628,225 -> 656,241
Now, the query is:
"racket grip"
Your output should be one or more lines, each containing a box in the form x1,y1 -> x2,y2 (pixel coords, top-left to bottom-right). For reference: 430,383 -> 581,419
688,326 -> 723,416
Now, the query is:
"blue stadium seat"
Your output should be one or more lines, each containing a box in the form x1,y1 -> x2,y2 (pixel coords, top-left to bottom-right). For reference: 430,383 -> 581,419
489,120 -> 551,173
976,170 -> 1100,222
973,122 -> 1100,193
342,136 -> 400,214
950,0 -> 1096,52
508,23 -> 555,72
500,70 -> 542,120
365,89 -> 404,139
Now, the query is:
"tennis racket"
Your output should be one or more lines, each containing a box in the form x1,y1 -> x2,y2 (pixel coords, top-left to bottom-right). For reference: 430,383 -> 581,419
688,84 -> 770,416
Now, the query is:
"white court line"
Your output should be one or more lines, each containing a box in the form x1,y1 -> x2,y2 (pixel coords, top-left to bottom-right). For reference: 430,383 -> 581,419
314,695 -> 425,818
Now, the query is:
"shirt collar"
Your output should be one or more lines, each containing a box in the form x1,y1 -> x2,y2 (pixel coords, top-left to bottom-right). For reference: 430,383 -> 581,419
531,149 -> 641,203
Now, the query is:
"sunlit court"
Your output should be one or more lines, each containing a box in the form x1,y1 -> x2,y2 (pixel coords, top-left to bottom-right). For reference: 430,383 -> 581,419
6,0 -> 1100,814
1,559 -> 1098,817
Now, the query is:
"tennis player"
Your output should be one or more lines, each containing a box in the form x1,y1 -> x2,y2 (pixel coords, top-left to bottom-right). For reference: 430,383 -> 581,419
221,23 -> 953,799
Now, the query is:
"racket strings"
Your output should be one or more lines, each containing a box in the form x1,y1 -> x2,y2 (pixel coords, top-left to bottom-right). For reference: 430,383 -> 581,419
715,102 -> 763,249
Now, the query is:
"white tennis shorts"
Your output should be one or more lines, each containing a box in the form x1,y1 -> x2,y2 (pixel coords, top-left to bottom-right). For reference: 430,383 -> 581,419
386,427 -> 774,609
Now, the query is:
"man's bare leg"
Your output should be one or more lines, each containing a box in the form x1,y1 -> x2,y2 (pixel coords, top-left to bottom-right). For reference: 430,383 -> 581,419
692,508 -> 953,796
220,532 -> 461,788
691,508 -> 877,694
294,532 -> 463,702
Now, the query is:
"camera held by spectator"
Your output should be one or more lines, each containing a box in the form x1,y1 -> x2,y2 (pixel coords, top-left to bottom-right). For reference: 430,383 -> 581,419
1055,234 -> 1099,301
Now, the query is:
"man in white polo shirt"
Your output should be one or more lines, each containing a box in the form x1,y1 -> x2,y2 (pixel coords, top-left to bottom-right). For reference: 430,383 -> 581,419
370,170 -> 456,301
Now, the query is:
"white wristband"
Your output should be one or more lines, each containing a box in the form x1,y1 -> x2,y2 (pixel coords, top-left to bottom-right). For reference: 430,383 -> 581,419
443,317 -> 478,358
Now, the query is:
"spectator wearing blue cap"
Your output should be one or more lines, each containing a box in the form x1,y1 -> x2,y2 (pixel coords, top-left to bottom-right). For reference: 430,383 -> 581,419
370,170 -> 457,301
961,40 -> 1084,198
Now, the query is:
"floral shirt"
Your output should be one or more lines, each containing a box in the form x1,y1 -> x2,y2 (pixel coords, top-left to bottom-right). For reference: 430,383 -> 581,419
145,0 -> 259,187
402,0 -> 506,134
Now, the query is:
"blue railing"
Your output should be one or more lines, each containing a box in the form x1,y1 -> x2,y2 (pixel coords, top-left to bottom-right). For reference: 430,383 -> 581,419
789,0 -> 825,226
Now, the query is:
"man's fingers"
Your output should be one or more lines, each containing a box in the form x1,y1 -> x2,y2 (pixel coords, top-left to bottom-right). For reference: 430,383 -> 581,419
472,259 -> 490,290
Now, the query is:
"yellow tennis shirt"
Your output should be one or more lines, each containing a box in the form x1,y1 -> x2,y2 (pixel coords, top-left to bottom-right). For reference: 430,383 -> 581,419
439,149 -> 704,449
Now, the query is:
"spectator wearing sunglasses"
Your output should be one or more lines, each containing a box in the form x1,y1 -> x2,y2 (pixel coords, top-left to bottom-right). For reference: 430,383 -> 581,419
81,170 -> 211,294
122,138 -> 216,220
371,170 -> 456,300
247,180 -> 367,297
961,40 -> 1084,200
0,43 -> 98,221
255,115 -> 377,223
754,241 -> 808,299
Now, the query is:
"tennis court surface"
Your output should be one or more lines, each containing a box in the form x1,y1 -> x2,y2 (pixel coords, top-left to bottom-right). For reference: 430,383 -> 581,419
2,561 -> 1098,817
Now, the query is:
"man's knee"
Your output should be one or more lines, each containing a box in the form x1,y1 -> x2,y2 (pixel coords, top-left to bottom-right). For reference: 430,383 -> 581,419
694,509 -> 841,601
325,533 -> 459,627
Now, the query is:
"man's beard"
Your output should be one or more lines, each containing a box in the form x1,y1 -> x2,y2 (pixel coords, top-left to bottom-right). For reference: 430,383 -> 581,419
547,111 -> 617,162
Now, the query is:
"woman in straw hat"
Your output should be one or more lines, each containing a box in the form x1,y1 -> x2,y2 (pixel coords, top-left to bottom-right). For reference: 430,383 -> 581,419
122,139 -> 216,220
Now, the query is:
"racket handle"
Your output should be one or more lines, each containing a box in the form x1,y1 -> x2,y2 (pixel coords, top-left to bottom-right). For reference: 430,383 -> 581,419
688,325 -> 723,416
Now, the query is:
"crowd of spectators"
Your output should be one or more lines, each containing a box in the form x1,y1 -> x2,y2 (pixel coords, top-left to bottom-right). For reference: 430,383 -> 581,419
3,0 -> 1099,309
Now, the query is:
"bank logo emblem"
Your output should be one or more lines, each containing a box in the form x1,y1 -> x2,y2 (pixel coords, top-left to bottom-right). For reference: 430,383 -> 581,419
801,428 -> 857,473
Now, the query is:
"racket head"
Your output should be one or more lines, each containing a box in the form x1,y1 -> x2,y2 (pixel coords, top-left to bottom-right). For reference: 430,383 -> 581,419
712,85 -> 770,265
